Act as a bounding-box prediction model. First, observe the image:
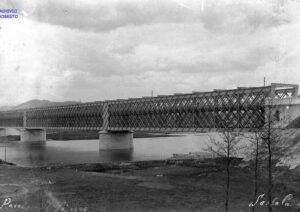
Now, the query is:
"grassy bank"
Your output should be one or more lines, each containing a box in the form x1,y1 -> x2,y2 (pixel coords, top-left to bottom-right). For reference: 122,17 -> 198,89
0,158 -> 299,212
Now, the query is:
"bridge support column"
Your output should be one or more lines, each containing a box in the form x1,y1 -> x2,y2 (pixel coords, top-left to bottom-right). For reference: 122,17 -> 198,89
20,129 -> 46,143
99,131 -> 133,150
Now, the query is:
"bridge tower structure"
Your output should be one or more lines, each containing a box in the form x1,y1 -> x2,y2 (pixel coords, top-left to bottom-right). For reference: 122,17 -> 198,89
0,83 -> 299,149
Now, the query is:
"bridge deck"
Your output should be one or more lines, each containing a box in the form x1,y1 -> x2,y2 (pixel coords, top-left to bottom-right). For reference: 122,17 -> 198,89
0,83 -> 298,132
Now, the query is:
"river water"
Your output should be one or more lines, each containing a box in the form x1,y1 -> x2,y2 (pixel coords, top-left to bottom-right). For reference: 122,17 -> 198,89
0,134 -> 214,167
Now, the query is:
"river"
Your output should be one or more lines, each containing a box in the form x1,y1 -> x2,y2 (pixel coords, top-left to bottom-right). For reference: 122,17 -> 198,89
0,134 -> 214,167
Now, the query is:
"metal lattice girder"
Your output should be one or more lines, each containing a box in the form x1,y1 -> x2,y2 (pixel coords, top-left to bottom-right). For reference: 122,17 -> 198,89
107,86 -> 270,131
270,83 -> 299,98
0,83 -> 298,132
25,102 -> 105,130
0,110 -> 23,127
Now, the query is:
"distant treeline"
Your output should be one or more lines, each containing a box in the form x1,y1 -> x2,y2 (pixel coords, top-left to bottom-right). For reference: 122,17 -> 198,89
0,130 -> 180,141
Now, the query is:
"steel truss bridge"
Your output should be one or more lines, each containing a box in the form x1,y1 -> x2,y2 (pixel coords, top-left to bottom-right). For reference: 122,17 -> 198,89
0,83 -> 298,132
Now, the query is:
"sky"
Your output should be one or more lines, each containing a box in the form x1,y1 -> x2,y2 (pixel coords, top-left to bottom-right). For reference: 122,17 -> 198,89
0,0 -> 299,105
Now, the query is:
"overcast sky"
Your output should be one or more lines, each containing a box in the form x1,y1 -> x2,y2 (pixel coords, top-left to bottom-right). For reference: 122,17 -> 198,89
0,0 -> 299,105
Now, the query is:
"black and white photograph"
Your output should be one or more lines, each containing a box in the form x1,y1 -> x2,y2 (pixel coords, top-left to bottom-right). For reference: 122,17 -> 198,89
0,0 -> 300,211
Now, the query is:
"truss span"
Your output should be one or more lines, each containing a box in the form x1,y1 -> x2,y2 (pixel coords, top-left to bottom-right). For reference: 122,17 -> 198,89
0,83 -> 298,132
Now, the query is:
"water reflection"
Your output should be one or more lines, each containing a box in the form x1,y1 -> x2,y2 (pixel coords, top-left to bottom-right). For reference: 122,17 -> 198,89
20,142 -> 47,164
99,149 -> 133,161
0,135 -> 212,167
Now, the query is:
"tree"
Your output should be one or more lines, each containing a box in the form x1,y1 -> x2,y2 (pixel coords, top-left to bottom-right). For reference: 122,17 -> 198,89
262,104 -> 277,212
260,99 -> 290,212
206,129 -> 242,212
245,129 -> 264,212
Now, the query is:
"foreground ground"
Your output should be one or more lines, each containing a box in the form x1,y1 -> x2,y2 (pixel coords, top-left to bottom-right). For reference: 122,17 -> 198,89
0,159 -> 300,212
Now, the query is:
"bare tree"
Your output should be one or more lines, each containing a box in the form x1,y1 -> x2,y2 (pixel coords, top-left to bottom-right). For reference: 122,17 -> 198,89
206,129 -> 242,212
245,130 -> 264,212
262,105 -> 276,212
260,100 -> 290,212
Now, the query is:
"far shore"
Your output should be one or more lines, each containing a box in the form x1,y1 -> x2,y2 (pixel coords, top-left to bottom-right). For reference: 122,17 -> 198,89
0,131 -> 185,142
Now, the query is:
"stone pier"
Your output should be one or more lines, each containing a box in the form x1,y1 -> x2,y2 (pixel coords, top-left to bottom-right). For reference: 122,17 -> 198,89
20,129 -> 46,143
99,131 -> 133,150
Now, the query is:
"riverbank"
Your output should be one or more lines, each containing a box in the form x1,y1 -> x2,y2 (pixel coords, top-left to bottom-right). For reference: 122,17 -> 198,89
0,158 -> 299,212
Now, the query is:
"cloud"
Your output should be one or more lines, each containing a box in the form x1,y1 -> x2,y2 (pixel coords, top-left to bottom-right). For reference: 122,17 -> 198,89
0,19 -> 74,104
11,0 -> 200,32
10,0 -> 289,33
0,0 -> 299,105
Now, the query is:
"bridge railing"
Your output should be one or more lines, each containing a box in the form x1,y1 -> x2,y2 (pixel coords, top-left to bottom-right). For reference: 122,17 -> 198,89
0,83 -> 298,132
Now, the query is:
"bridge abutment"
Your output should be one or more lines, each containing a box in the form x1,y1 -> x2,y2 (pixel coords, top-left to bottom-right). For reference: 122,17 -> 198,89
266,97 -> 300,127
99,130 -> 133,150
20,129 -> 46,143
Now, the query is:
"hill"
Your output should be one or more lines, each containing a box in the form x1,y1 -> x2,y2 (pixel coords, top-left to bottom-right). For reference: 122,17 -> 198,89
0,99 -> 81,111
0,105 -> 13,111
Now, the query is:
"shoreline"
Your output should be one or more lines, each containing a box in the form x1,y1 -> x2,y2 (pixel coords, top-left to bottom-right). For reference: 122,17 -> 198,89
0,157 -> 300,211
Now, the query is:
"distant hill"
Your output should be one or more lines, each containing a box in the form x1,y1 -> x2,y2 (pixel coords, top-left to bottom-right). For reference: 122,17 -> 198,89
0,99 -> 81,111
0,105 -> 13,111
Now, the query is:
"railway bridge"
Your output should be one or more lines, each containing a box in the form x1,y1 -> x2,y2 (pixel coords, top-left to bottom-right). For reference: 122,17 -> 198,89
0,83 -> 299,149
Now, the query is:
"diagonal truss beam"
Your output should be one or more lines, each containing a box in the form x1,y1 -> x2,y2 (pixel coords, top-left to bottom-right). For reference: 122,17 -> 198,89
0,83 -> 298,132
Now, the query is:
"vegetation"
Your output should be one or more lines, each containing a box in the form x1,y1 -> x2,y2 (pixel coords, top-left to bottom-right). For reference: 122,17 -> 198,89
261,103 -> 293,212
245,130 -> 264,212
204,103 -> 299,211
206,129 -> 243,212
